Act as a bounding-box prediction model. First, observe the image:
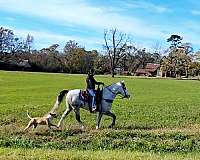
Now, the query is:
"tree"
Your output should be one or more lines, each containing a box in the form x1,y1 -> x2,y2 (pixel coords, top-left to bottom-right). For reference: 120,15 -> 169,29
94,54 -> 110,74
160,56 -> 171,77
29,44 -> 63,72
64,40 -> 79,54
0,27 -> 32,61
10,37 -> 27,54
125,45 -> 161,74
160,35 -> 193,78
64,40 -> 98,73
0,27 -> 14,54
25,34 -> 34,53
167,35 -> 183,49
103,28 -> 128,77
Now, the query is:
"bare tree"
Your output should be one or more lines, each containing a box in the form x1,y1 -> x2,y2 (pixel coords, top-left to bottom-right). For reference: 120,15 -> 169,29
25,34 -> 34,53
103,28 -> 128,77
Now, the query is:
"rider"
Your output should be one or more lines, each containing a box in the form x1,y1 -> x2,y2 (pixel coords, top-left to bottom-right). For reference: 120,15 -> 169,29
86,68 -> 104,112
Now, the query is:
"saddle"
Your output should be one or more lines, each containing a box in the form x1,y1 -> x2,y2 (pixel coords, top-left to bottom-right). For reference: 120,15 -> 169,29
79,90 -> 89,102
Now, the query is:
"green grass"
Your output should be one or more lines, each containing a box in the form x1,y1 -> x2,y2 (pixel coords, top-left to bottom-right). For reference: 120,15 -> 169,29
2,147 -> 200,160
1,70 -> 200,158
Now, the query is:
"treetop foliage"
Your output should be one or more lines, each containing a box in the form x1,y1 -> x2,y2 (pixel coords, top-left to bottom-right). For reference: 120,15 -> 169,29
0,26 -> 199,77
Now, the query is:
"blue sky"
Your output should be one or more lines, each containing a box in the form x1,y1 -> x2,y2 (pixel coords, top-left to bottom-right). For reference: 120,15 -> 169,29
1,0 -> 200,52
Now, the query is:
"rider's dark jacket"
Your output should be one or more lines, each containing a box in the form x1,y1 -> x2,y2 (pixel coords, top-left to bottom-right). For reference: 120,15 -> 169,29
86,74 -> 101,90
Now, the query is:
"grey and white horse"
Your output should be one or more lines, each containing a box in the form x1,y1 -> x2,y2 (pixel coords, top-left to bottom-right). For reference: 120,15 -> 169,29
51,81 -> 130,129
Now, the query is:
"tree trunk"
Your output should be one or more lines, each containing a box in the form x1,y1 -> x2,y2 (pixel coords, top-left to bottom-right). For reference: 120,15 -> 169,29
185,68 -> 188,78
165,72 -> 167,78
111,67 -> 115,78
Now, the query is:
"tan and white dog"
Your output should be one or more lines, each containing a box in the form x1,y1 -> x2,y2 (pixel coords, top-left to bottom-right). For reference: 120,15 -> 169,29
24,111 -> 58,131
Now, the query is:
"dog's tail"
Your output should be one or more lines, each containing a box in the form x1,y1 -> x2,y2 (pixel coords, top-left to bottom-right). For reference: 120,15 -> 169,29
50,89 -> 69,113
27,110 -> 32,119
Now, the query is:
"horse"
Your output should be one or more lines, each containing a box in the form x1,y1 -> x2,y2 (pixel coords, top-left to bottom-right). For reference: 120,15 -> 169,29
51,80 -> 130,129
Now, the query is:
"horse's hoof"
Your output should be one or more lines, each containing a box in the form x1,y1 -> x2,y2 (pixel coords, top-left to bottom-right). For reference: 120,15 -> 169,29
96,126 -> 99,130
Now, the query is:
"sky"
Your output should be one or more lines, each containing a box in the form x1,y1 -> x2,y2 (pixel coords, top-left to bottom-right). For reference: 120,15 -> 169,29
1,0 -> 200,53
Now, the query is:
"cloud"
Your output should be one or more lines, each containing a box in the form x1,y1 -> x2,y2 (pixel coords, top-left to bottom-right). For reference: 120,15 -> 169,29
122,1 -> 170,13
0,0 -> 168,40
1,25 -> 103,50
1,0 -> 199,51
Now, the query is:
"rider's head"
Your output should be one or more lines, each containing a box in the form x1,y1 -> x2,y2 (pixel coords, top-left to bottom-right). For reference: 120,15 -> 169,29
88,68 -> 95,76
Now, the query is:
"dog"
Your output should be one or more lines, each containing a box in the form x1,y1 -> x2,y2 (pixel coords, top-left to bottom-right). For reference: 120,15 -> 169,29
24,110 -> 58,131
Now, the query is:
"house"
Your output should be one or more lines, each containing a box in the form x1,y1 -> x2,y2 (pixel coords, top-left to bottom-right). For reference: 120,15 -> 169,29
114,67 -> 130,75
135,63 -> 160,77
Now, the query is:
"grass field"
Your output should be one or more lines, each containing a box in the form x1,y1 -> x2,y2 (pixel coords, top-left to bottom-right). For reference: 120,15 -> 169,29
1,70 -> 200,159
2,148 -> 200,160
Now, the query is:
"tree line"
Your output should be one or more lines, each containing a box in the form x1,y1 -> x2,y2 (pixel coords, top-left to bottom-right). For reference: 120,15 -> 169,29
0,26 -> 200,77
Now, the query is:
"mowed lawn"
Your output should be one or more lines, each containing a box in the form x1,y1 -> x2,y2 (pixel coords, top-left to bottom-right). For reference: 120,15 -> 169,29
1,70 -> 200,128
1,70 -> 200,159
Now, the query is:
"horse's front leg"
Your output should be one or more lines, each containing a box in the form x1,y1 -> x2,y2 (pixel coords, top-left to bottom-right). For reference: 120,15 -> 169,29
103,111 -> 116,128
96,112 -> 103,129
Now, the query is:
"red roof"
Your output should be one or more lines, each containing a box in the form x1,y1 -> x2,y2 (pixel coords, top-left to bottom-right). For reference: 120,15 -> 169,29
135,69 -> 149,74
145,63 -> 160,71
135,63 -> 160,74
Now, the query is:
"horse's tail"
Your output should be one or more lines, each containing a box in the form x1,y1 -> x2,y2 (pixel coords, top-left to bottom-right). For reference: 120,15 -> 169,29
27,110 -> 32,119
51,90 -> 69,112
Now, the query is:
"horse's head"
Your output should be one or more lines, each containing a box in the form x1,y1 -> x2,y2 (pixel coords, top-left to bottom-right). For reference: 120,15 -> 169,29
116,80 -> 130,99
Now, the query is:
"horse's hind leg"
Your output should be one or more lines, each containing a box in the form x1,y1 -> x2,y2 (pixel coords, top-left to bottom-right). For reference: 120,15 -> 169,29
57,104 -> 72,128
103,111 -> 116,128
74,108 -> 84,130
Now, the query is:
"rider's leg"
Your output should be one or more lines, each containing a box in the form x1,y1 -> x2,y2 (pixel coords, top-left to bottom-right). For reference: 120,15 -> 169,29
91,95 -> 96,111
88,89 -> 96,111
